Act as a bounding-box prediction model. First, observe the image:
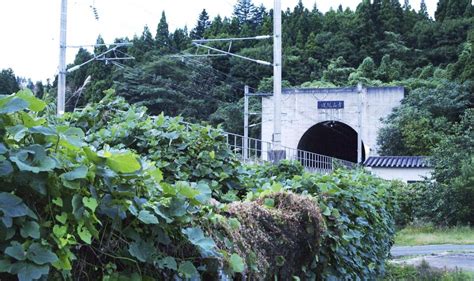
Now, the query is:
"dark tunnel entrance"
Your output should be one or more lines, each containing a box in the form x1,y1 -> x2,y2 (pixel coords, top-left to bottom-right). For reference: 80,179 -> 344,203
297,121 -> 365,163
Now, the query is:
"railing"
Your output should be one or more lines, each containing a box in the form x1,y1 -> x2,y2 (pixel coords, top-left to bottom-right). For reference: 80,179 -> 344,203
178,121 -> 355,173
225,132 -> 356,173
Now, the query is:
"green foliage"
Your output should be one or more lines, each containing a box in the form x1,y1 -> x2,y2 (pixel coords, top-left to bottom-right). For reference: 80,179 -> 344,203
384,261 -> 474,281
0,90 -> 233,280
1,89 -> 399,279
378,80 -> 471,156
68,91 -> 242,196
241,162 -> 397,280
0,68 -> 20,95
419,110 -> 474,225
292,169 -> 396,279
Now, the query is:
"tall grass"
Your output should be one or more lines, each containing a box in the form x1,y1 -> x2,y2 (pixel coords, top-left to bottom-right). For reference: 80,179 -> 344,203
395,225 -> 474,246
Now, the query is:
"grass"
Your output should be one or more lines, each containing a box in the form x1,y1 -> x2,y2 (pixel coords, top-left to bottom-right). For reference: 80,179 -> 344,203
395,225 -> 474,246
383,261 -> 474,281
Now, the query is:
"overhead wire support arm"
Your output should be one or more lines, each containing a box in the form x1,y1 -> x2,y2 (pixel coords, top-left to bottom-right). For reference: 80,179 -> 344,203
67,46 -> 135,73
66,42 -> 133,48
192,35 -> 271,43
192,42 -> 272,66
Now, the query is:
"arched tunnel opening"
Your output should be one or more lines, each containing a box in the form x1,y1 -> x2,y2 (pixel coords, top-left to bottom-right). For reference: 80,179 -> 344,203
297,121 -> 365,163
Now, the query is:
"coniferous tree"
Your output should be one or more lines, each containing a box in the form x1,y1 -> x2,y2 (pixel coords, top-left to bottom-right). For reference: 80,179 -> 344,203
435,0 -> 448,21
403,0 -> 411,11
419,0 -> 430,19
233,0 -> 257,26
172,28 -> 190,51
191,9 -> 210,39
0,68 -> 20,95
207,15 -> 223,37
156,11 -> 171,53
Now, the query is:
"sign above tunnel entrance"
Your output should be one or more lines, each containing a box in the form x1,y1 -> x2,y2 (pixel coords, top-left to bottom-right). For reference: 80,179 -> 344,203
317,101 -> 344,109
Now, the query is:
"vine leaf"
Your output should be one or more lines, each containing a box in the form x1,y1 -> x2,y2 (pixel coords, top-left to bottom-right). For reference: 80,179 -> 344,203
9,262 -> 49,281
0,97 -> 28,114
5,242 -> 27,261
27,243 -> 58,265
77,224 -> 92,244
82,197 -> 98,212
229,253 -> 245,273
61,166 -> 88,181
7,125 -> 28,141
105,152 -> 141,174
137,210 -> 158,224
0,192 -> 30,227
178,261 -> 199,279
0,143 -> 7,154
182,227 -> 217,257
0,160 -> 13,176
10,145 -> 56,174
128,239 -> 152,262
16,89 -> 46,112
53,225 -> 67,238
20,221 -> 40,239
157,256 -> 177,270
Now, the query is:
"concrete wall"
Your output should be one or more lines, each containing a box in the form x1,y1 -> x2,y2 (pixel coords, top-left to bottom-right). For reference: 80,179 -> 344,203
365,167 -> 433,183
261,87 -> 404,157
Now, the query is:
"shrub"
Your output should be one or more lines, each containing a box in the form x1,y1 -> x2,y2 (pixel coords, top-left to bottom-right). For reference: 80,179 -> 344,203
1,90 -> 397,280
243,164 -> 397,280
0,90 -> 229,280
67,91 -> 243,197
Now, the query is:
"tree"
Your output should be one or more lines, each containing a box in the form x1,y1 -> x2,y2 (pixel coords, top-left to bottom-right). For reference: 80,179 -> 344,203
447,43 -> 474,83
0,68 -> 20,95
435,0 -> 472,21
172,28 -> 190,51
380,0 -> 403,33
34,81 -> 45,99
322,57 -> 355,85
130,26 -> 154,62
435,0 -> 448,21
191,9 -> 210,39
377,80 -> 471,156
419,0 -> 429,19
156,11 -> 171,53
420,110 -> 474,225
233,0 -> 257,26
81,36 -> 113,105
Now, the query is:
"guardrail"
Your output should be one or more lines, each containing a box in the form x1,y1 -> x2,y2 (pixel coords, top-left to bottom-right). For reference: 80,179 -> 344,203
225,132 -> 356,173
178,120 -> 355,173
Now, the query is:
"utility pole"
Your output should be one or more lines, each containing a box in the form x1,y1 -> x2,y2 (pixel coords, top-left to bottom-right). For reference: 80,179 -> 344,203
357,83 -> 363,163
58,0 -> 68,115
273,0 -> 282,149
244,85 -> 249,160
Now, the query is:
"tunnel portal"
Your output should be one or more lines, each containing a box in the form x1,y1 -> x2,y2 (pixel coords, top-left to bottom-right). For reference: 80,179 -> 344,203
297,121 -> 365,163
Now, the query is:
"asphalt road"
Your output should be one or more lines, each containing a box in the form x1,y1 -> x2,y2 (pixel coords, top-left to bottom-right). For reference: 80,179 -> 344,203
391,244 -> 474,272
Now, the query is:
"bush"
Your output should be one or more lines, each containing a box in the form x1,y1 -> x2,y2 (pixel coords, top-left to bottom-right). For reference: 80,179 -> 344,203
0,90 -> 233,280
67,90 -> 243,197
0,90 -> 397,280
243,164 -> 397,280
384,261 -> 474,281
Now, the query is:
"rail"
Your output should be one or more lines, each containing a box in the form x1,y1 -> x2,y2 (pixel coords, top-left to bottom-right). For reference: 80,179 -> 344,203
225,132 -> 356,173
179,121 -> 356,173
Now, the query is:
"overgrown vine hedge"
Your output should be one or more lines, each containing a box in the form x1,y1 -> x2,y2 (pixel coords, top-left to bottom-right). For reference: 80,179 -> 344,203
241,162 -> 397,280
1,90 -> 396,280
0,90 -> 237,280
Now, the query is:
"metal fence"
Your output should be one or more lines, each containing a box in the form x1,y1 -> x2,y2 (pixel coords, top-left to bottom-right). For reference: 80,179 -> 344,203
225,132 -> 356,173
178,121 -> 355,173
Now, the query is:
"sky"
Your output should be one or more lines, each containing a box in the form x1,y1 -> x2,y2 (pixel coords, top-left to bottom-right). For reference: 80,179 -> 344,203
0,0 -> 438,83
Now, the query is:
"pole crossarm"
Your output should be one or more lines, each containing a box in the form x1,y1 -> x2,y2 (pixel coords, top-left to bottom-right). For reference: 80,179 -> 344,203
67,46 -> 135,73
192,35 -> 271,44
192,42 -> 272,66
66,42 -> 133,48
